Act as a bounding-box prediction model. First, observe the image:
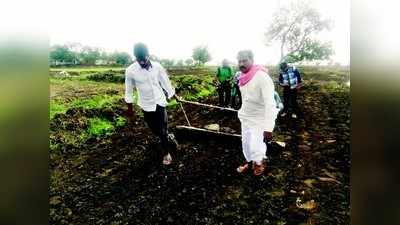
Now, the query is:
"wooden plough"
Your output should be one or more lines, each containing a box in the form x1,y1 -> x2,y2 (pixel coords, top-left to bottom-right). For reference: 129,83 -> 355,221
175,99 -> 241,139
175,99 -> 286,152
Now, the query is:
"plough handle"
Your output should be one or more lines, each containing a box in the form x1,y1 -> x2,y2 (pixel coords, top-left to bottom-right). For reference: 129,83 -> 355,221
179,99 -> 238,112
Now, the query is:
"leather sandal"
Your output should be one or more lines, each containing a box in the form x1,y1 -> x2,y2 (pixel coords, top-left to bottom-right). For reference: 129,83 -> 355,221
236,162 -> 250,173
253,162 -> 265,176
162,153 -> 173,165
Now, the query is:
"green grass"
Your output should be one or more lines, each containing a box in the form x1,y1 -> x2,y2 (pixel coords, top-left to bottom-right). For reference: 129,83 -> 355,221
49,94 -> 122,120
50,67 -> 125,79
51,66 -> 124,72
83,116 -> 127,140
115,116 -> 127,128
70,95 -> 121,109
49,101 -> 68,120
197,88 -> 214,99
87,117 -> 115,137
173,74 -> 216,101
167,99 -> 178,109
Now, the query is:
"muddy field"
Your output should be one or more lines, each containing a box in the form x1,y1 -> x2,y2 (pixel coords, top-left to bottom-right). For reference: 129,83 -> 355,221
50,66 -> 350,225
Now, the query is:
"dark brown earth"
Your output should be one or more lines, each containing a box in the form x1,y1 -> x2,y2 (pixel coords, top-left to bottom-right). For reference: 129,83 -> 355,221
50,81 -> 350,225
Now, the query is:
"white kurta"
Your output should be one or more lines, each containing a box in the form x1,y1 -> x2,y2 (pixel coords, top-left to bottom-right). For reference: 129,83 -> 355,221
124,61 -> 175,112
238,70 -> 279,163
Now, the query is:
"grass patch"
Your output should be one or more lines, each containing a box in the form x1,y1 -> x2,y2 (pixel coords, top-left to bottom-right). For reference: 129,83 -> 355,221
50,101 -> 68,120
115,116 -> 127,128
87,72 -> 125,83
83,116 -> 127,140
51,66 -> 124,73
167,99 -> 178,109
70,95 -> 121,110
50,94 -> 122,120
173,74 -> 216,101
87,117 -> 115,137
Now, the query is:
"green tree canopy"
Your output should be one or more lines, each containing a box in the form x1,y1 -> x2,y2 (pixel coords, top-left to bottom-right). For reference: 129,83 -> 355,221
192,46 -> 211,66
265,1 -> 333,63
185,58 -> 193,66
110,52 -> 132,66
79,46 -> 101,65
49,45 -> 78,64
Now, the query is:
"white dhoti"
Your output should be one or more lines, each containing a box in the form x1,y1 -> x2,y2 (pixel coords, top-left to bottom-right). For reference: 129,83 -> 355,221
241,123 -> 266,163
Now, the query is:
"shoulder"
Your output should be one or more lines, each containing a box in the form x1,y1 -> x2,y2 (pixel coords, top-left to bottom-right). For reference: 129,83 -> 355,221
125,62 -> 139,76
151,61 -> 164,70
126,62 -> 140,71
256,70 -> 273,83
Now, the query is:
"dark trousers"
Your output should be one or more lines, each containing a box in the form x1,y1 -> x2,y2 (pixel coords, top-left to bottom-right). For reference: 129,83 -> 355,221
143,105 -> 176,159
283,87 -> 301,116
218,81 -> 231,107
231,84 -> 242,109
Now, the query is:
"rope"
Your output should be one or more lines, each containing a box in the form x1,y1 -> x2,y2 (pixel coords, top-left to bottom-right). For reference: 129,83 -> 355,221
179,101 -> 191,127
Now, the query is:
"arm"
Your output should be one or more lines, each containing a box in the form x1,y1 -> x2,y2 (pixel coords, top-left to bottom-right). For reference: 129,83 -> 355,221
278,73 -> 285,86
260,74 -> 279,141
157,65 -> 176,99
227,67 -> 234,81
124,69 -> 135,117
294,68 -> 302,89
215,67 -> 221,85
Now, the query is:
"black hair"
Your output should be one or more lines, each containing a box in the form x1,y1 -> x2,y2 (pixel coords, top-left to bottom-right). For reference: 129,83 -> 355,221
133,43 -> 149,60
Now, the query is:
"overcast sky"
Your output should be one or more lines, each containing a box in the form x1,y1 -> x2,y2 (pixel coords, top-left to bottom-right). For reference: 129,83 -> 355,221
47,0 -> 349,65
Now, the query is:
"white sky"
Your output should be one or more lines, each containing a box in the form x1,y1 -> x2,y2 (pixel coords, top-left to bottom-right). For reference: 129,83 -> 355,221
46,0 -> 348,65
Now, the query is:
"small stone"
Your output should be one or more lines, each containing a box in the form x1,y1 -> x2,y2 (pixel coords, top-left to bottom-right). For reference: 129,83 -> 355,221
204,124 -> 220,131
297,200 -> 317,211
276,141 -> 286,147
50,196 -> 62,205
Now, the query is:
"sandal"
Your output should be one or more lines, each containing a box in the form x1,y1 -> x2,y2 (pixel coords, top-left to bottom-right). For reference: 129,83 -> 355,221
162,153 -> 173,165
253,162 -> 265,176
236,162 -> 250,173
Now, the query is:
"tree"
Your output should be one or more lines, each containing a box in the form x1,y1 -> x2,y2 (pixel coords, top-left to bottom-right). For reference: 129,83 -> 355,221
265,1 -> 333,63
49,45 -> 77,64
185,58 -> 193,66
99,51 -> 110,62
284,40 -> 333,63
113,52 -> 132,66
159,59 -> 175,68
79,46 -> 101,65
192,46 -> 211,66
176,59 -> 184,68
65,42 -> 83,54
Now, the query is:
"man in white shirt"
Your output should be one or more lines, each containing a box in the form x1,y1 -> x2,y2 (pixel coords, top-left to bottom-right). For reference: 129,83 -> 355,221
235,50 -> 279,176
125,43 -> 180,165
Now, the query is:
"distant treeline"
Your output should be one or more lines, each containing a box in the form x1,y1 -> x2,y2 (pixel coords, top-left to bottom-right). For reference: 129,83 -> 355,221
50,43 -> 132,67
50,43 -> 212,68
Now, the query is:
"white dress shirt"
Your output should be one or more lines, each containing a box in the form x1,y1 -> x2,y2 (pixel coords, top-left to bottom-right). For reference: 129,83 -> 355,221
238,70 -> 279,132
124,61 -> 175,112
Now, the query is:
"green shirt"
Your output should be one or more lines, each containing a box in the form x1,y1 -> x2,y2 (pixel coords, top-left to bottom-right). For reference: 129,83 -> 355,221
216,66 -> 233,82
